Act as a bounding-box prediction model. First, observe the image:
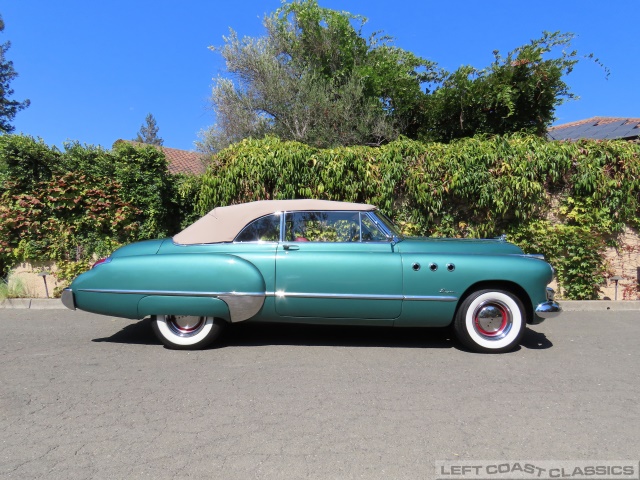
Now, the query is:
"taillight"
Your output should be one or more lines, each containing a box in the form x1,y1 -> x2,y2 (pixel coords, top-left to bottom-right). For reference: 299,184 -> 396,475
92,257 -> 112,269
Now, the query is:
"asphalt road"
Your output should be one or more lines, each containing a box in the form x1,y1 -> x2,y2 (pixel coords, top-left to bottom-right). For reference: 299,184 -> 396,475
0,310 -> 638,480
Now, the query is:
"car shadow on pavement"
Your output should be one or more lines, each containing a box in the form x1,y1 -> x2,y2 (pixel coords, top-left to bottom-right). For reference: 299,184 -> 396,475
92,319 -> 454,349
519,327 -> 553,350
223,322 -> 454,349
92,319 -> 552,351
92,317 -> 161,346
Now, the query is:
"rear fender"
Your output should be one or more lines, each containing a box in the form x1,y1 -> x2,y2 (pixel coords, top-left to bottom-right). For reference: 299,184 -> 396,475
72,253 -> 266,321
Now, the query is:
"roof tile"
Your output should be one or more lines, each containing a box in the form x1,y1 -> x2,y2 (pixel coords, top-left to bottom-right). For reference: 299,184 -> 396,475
548,117 -> 640,141
116,140 -> 207,175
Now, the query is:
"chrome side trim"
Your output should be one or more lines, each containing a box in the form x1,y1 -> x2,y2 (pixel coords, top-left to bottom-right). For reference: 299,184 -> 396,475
77,288 -> 265,297
79,288 -> 458,303
267,291 -> 458,302
61,288 -> 76,310
403,295 -> 458,302
535,301 -> 562,319
76,288 -> 458,320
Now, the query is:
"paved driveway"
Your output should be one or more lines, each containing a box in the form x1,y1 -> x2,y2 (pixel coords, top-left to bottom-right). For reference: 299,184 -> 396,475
1,310 -> 638,479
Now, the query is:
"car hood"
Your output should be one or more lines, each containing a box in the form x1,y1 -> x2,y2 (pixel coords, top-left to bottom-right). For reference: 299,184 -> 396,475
397,237 -> 524,255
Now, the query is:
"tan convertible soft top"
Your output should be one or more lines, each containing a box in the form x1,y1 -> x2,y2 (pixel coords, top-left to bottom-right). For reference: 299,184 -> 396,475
173,199 -> 376,245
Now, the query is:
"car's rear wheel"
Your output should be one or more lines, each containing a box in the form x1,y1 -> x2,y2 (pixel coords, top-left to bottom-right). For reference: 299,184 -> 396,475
151,315 -> 225,350
453,289 -> 526,353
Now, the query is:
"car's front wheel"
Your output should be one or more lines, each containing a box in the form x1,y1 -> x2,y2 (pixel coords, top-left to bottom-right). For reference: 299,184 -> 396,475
151,315 -> 226,350
453,290 -> 526,353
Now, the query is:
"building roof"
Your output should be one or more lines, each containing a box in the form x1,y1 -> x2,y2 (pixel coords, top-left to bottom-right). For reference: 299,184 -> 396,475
548,117 -> 640,141
115,140 -> 207,175
173,199 -> 376,245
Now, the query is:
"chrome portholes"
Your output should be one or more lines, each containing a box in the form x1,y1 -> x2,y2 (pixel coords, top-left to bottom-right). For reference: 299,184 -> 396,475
472,300 -> 513,340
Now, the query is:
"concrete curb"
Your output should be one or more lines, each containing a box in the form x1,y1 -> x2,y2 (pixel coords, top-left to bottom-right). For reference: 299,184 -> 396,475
1,299 -> 639,311
0,298 -> 32,309
29,299 -> 68,310
559,300 -> 640,312
0,298 -> 64,309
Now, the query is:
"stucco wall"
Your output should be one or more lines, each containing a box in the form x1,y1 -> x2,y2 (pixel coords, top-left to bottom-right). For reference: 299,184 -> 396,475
601,227 -> 640,300
8,262 -> 60,299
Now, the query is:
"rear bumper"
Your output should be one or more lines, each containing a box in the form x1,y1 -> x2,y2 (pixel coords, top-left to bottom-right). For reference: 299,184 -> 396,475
61,288 -> 76,310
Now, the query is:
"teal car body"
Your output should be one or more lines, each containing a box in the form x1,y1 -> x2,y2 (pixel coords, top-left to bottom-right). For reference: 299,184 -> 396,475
62,199 -> 560,352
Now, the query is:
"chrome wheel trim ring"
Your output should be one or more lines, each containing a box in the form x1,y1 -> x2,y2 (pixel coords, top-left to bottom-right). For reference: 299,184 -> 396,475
472,300 -> 512,340
165,315 -> 206,337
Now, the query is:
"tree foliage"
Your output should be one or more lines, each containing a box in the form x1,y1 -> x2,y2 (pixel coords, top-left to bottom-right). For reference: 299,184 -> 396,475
0,15 -> 30,134
134,113 -> 163,146
420,32 -> 603,142
200,2 -> 601,150
198,0 -> 436,152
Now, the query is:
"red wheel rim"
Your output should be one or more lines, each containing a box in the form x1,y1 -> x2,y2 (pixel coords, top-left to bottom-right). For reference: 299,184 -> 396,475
167,315 -> 206,336
473,302 -> 511,338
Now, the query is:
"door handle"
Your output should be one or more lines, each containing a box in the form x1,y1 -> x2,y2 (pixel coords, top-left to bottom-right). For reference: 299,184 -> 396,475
283,244 -> 300,251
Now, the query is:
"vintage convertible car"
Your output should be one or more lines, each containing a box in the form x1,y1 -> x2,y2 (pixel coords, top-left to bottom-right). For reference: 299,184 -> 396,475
62,199 -> 560,353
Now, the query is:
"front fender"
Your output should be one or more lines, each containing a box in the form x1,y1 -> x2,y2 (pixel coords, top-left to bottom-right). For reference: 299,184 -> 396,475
397,253 -> 555,327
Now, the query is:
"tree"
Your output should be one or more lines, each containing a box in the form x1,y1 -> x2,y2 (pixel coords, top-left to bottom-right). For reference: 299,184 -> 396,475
198,0 -> 437,152
419,32 -> 603,142
134,113 -> 163,146
199,1 -> 601,151
0,15 -> 30,134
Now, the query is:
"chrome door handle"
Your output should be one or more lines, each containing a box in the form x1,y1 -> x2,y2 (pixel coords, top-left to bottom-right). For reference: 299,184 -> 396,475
283,244 -> 300,251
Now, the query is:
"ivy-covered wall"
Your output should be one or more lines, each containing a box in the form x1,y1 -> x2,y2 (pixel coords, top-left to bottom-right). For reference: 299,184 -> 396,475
197,135 -> 640,299
0,135 -> 199,293
1,133 -> 639,299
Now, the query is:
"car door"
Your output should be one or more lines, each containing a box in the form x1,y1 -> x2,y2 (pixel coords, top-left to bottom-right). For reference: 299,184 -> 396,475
274,211 -> 402,321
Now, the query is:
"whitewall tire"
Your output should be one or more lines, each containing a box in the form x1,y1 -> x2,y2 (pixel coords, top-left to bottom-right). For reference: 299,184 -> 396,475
454,290 -> 526,353
151,315 -> 225,350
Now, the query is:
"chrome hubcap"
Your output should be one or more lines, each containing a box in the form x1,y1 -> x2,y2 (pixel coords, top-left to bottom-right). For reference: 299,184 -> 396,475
166,315 -> 206,337
473,301 -> 512,340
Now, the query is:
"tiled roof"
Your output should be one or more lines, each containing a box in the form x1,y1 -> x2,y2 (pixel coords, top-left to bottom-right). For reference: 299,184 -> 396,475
548,117 -> 640,141
115,140 -> 207,175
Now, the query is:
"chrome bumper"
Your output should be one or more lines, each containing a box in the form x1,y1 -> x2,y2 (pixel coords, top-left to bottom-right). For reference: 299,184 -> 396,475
61,288 -> 76,310
534,287 -> 561,320
535,300 -> 562,319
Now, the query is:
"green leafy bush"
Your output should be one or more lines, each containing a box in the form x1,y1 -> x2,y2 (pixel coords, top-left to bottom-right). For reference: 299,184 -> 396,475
2,133 -> 638,299
0,135 -> 196,283
196,134 -> 640,299
0,273 -> 30,300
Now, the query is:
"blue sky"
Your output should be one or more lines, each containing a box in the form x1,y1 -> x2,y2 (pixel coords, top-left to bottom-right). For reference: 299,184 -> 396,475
3,1 -> 638,151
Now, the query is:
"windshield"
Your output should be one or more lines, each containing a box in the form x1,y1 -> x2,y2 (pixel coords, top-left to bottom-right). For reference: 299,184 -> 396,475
371,211 -> 403,240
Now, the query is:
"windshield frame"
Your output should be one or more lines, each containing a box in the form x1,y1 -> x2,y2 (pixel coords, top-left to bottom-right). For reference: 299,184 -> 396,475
367,210 -> 404,242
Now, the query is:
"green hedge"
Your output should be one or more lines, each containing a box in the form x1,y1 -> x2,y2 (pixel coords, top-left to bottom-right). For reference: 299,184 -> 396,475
197,135 -> 640,299
0,135 -> 199,290
2,133 -> 638,299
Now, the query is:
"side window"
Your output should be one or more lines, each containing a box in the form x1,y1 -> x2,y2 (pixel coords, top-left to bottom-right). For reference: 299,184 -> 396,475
361,214 -> 388,242
285,211 -> 360,242
235,214 -> 281,242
